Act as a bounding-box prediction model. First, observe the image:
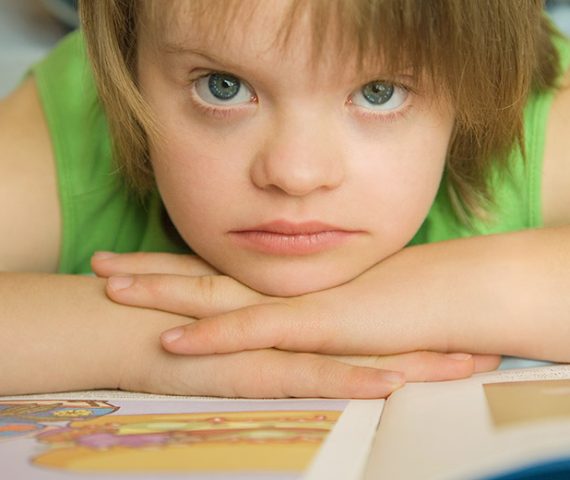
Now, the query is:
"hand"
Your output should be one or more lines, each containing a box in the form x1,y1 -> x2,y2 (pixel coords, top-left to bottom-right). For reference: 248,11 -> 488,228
123,333 -> 500,398
94,251 -> 460,356
122,342 -> 410,399
128,347 -> 503,399
92,251 -> 274,316
93,252 -> 501,384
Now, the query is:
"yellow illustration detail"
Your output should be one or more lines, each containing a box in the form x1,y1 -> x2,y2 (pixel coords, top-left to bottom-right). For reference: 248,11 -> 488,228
31,409 -> 341,473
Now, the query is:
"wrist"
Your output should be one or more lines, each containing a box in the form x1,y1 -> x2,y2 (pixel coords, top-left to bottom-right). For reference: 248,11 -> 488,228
112,308 -> 191,393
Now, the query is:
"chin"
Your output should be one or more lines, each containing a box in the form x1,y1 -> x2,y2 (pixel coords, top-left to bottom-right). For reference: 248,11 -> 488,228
234,267 -> 354,297
248,278 -> 338,297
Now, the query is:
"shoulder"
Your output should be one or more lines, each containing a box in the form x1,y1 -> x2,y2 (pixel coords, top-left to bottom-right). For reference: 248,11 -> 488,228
0,77 -> 60,271
542,67 -> 570,227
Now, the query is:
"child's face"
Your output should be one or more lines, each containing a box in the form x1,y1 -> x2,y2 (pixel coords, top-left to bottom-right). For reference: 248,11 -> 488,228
137,1 -> 455,296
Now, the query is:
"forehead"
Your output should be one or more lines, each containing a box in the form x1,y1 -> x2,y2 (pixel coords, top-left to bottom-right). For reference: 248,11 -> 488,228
144,1 -> 289,53
139,0 -> 406,76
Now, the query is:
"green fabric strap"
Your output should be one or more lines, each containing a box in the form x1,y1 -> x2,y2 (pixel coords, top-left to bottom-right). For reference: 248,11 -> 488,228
33,31 -> 186,274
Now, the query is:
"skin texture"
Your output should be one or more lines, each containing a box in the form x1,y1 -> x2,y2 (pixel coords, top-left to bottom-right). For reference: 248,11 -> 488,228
137,2 -> 455,297
95,5 -> 570,365
0,77 -> 498,399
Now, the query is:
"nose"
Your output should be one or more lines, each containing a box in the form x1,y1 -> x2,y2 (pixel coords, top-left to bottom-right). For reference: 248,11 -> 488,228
249,114 -> 345,196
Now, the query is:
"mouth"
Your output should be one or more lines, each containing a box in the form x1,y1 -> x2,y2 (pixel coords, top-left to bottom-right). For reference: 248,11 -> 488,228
228,220 -> 361,255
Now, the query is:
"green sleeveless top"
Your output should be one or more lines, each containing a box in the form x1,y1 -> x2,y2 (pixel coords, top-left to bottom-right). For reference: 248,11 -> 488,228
32,31 -> 570,274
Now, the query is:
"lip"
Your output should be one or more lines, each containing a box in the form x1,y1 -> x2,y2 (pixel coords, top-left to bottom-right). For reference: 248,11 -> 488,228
229,220 -> 361,255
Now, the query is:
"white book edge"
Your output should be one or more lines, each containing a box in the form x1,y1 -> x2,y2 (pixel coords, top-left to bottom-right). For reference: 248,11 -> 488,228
303,399 -> 384,480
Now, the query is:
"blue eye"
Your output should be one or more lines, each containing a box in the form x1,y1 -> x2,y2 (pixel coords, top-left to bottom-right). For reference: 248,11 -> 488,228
351,80 -> 408,110
362,81 -> 393,105
195,73 -> 254,106
209,73 -> 240,100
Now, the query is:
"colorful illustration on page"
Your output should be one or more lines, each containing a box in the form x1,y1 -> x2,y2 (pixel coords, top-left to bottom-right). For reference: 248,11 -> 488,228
0,400 -> 118,440
0,400 -> 341,474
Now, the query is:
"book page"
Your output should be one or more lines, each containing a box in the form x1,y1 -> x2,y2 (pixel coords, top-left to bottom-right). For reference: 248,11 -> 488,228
363,364 -> 570,480
0,391 -> 383,480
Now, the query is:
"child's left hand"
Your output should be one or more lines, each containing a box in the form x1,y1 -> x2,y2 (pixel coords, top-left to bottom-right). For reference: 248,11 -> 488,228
92,251 -> 451,358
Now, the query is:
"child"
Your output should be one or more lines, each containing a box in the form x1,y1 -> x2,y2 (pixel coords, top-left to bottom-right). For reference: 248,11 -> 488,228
1,0 -> 567,398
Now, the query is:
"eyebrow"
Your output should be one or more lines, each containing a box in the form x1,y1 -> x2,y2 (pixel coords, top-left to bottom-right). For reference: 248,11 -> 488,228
159,42 -> 244,71
157,40 -> 413,88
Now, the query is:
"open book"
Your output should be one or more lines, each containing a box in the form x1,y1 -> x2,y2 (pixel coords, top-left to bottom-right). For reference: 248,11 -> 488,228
364,364 -> 570,479
0,392 -> 382,480
2,364 -> 570,480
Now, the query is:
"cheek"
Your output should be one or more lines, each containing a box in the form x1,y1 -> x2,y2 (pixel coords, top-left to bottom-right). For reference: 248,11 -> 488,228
152,145 -> 233,225
149,99 -> 255,192
149,123 -> 258,251
354,125 -> 449,230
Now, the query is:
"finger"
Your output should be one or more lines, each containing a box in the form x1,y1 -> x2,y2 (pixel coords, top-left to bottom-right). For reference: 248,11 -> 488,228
472,354 -> 502,372
106,273 -> 270,318
238,351 -> 405,399
330,351 -> 476,382
161,302 -> 363,355
374,353 -> 502,379
162,302 -> 399,356
160,303 -> 295,354
151,350 -> 405,399
92,252 -> 218,277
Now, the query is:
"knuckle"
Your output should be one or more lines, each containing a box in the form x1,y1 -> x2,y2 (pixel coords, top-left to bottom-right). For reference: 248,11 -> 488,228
208,308 -> 261,350
231,352 -> 279,398
266,304 -> 295,349
267,352 -> 303,398
196,275 -> 219,304
313,356 -> 338,386
312,357 -> 360,398
137,275 -> 164,297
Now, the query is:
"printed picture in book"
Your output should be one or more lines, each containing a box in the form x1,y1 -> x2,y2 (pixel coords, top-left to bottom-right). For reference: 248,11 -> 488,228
0,400 -> 342,474
484,379 -> 570,428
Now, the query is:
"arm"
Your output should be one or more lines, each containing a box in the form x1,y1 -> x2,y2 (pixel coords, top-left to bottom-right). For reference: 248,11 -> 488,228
0,77 -> 60,272
0,78 -> 499,397
93,231 -> 570,362
96,75 -> 570,364
4,272 -> 422,398
0,78 -> 419,398
0,273 -> 184,394
0,79 -> 144,394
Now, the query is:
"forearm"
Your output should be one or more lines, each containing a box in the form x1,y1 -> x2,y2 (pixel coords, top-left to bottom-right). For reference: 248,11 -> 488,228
0,273 -> 186,395
84,231 -> 570,363
391,226 -> 570,361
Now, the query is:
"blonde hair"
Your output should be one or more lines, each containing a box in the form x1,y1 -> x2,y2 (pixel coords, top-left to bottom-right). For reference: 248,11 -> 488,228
79,0 -> 562,219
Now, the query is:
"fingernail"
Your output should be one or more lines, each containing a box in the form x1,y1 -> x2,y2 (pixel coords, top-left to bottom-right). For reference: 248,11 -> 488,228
384,371 -> 405,387
93,251 -> 117,261
161,327 -> 185,344
446,353 -> 472,361
107,275 -> 134,291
